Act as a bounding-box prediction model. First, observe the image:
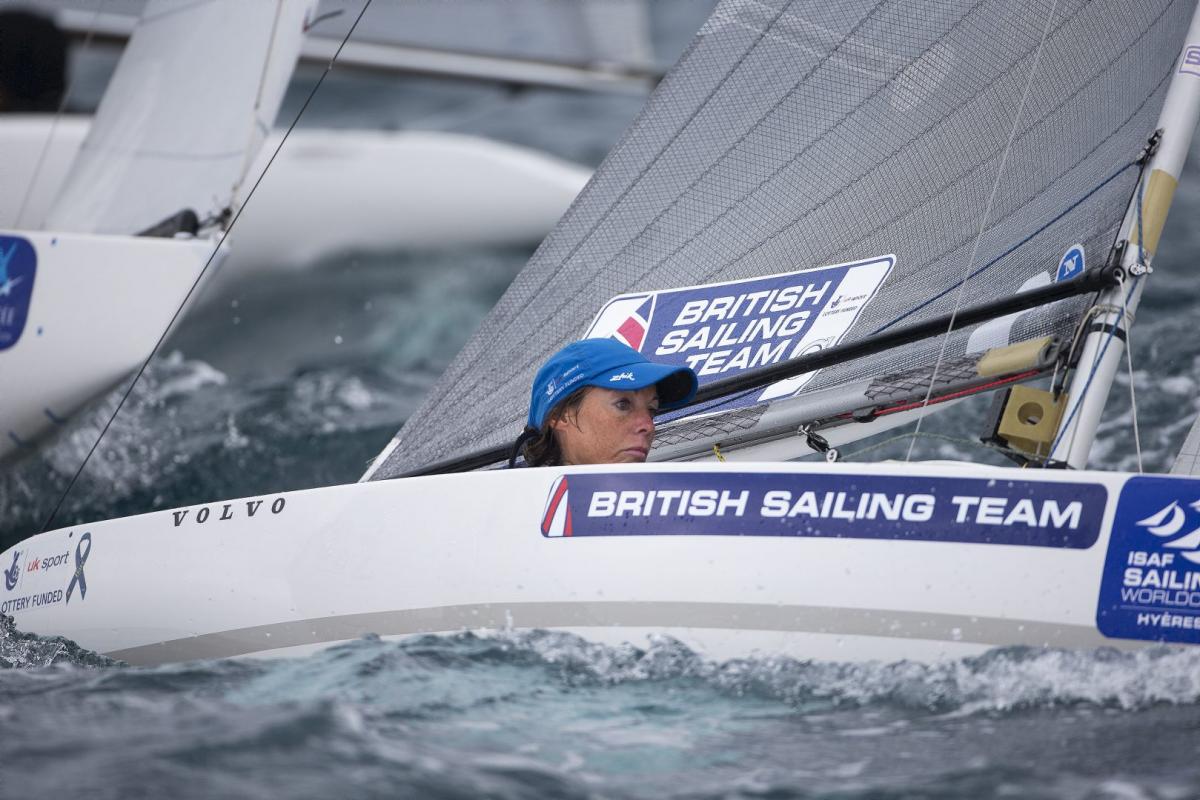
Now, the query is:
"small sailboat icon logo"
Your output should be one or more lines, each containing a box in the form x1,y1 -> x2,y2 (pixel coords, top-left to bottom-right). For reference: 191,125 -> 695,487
1136,499 -> 1200,564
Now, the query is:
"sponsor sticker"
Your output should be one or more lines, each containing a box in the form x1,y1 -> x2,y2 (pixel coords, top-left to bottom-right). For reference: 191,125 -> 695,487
540,472 -> 1105,546
170,496 -> 286,528
584,255 -> 893,415
1055,244 -> 1085,283
1097,476 -> 1200,644
1180,44 -> 1200,78
0,530 -> 91,615
0,235 -> 36,351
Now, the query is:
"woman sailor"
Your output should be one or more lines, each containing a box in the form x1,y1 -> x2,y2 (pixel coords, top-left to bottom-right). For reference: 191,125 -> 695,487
513,338 -> 698,467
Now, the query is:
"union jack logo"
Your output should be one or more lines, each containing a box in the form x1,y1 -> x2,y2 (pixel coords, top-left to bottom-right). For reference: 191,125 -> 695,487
541,476 -> 572,537
613,297 -> 654,352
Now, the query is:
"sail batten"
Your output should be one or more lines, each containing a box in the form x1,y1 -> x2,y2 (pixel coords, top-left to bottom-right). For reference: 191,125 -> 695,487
369,0 -> 1195,480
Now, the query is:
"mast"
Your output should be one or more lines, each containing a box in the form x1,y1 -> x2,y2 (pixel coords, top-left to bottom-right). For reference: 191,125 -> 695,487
1051,4 -> 1200,469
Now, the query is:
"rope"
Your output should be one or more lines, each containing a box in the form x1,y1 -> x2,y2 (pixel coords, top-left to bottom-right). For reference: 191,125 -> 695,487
904,0 -> 1062,463
1119,273 -> 1143,473
1045,166 -> 1149,468
872,159 -> 1137,336
39,0 -> 374,533
1042,279 -> 1136,466
838,430 -> 1009,462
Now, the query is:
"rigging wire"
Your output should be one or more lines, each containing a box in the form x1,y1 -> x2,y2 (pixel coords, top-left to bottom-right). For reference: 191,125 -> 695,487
1119,272 -> 1144,473
1043,169 -> 1149,466
38,0 -> 375,534
903,0 -> 1062,463
838,430 -> 1021,464
14,0 -> 108,229
1125,167 -> 1149,474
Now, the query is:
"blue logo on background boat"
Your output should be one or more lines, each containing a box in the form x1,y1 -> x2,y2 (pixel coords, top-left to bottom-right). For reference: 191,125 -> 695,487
0,235 -> 36,351
1055,244 -> 1085,283
541,472 -> 1106,547
3,551 -> 19,591
1098,476 -> 1200,644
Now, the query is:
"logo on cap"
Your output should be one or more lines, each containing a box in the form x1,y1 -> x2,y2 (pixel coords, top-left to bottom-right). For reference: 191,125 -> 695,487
610,371 -> 635,382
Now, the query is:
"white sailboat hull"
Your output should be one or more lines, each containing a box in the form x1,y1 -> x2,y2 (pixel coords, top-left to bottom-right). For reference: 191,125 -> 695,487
4,461 -> 1196,665
0,230 -> 215,461
0,116 -> 589,269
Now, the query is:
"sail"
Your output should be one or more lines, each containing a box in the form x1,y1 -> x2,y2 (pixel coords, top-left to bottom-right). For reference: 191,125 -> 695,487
370,0 -> 1195,480
38,0 -> 661,92
1172,412 -> 1200,475
42,0 -> 315,234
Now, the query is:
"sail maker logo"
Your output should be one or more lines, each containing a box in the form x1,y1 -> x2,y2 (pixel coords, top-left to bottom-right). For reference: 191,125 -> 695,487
584,255 -> 894,418
539,471 -> 1105,546
1099,476 -> 1200,644
1180,44 -> 1200,77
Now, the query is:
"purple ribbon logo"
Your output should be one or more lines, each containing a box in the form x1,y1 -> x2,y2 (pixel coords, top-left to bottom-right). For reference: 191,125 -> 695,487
65,534 -> 91,604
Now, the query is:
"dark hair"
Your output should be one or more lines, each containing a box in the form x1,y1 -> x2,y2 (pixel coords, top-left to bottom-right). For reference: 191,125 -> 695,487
514,387 -> 589,467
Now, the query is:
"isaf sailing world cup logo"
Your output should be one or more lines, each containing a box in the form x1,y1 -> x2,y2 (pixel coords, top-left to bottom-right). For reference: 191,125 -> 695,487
0,235 -> 37,351
1097,476 -> 1200,645
1133,499 -> 1200,565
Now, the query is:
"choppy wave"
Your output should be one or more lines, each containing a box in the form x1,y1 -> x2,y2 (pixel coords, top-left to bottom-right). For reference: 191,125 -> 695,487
0,613 -> 115,669
2,627 -> 1198,798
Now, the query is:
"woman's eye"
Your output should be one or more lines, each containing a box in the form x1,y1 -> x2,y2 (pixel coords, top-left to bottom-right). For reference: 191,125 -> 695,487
614,399 -> 631,411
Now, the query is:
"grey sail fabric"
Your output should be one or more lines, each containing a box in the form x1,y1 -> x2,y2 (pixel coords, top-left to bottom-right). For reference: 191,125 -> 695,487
370,0 -> 1194,480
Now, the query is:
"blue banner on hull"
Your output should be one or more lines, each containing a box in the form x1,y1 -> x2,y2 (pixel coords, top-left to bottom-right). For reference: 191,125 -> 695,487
0,235 -> 36,351
540,472 -> 1106,548
1098,476 -> 1200,644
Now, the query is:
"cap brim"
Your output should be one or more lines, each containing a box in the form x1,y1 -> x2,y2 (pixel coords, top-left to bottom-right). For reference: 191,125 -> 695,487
588,362 -> 698,411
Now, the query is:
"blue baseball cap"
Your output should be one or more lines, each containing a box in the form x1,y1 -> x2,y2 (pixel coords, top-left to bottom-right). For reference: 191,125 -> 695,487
528,338 -> 698,429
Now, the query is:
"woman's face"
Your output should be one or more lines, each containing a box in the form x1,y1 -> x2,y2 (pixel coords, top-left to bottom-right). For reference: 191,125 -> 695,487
551,386 -> 659,465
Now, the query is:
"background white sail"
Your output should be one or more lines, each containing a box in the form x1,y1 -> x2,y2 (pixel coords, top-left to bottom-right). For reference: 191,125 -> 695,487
34,0 -> 658,93
44,0 -> 316,234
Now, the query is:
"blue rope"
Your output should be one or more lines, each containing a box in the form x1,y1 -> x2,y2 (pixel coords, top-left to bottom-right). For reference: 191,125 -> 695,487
872,161 -> 1138,335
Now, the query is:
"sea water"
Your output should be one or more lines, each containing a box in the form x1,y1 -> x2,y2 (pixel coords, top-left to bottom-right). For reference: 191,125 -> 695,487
3,623 -> 1200,798
4,5 -> 1200,796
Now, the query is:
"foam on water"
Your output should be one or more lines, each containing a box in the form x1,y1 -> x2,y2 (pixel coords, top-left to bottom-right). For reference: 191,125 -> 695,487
2,624 -> 1199,798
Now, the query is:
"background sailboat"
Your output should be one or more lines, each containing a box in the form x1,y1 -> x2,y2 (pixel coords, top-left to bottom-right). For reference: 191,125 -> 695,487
0,0 -> 683,274
0,0 -> 316,461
